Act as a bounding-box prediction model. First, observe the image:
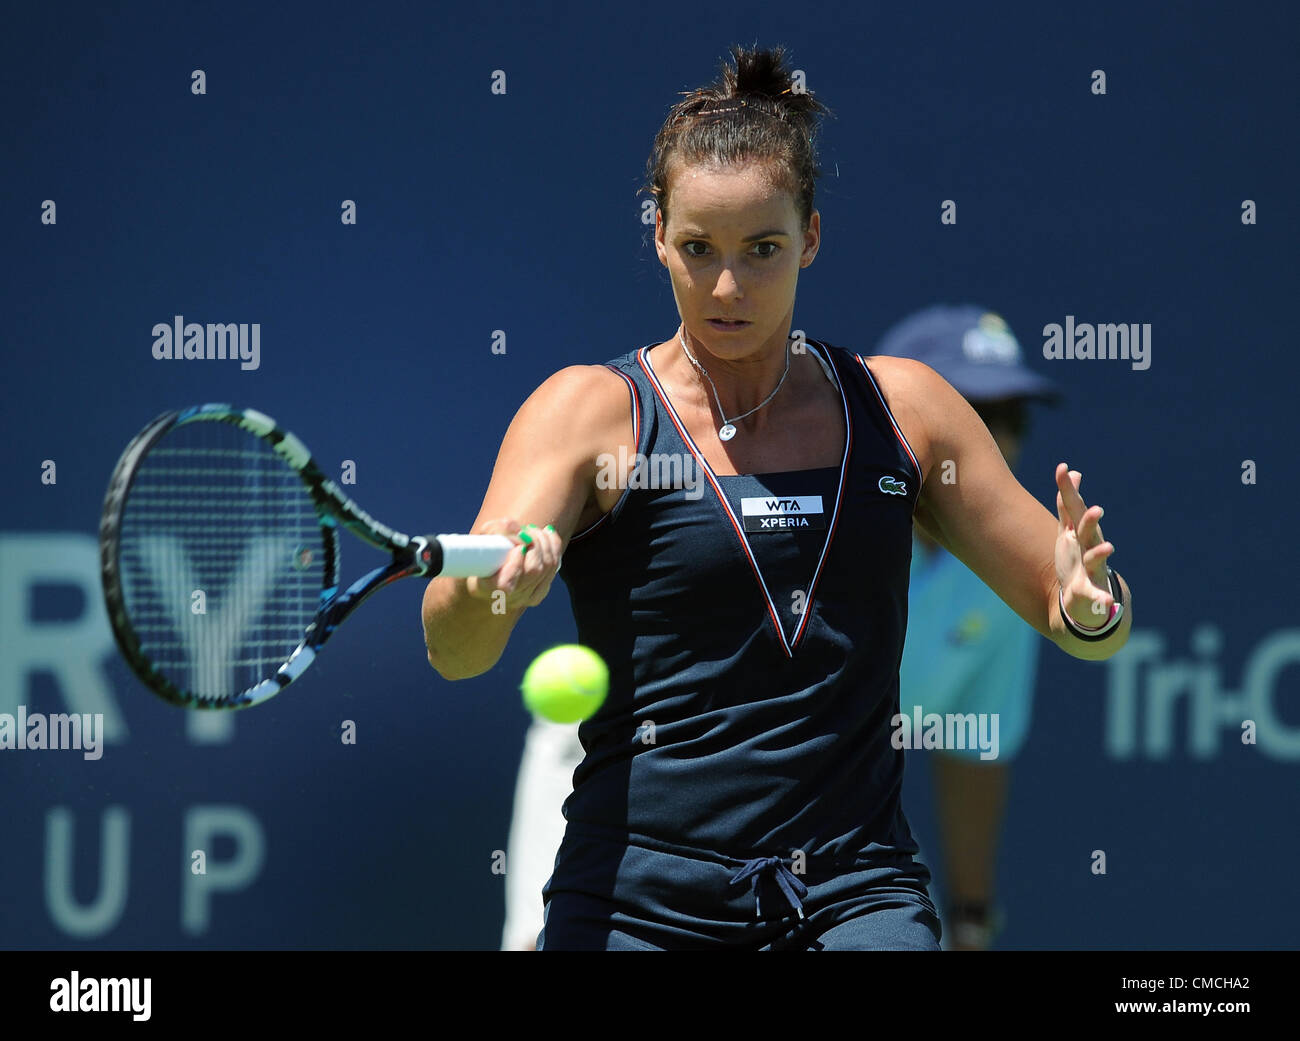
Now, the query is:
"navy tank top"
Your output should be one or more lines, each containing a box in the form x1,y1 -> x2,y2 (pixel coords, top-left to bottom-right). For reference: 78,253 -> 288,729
557,338 -> 924,863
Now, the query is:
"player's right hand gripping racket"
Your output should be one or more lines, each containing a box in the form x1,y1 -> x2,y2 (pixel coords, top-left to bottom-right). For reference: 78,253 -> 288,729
100,404 -> 514,710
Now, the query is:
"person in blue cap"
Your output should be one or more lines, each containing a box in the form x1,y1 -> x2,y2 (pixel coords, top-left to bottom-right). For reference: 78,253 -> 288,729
877,305 -> 1062,951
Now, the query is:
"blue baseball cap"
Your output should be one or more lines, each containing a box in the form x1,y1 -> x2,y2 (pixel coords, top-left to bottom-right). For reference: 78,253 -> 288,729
873,304 -> 1062,404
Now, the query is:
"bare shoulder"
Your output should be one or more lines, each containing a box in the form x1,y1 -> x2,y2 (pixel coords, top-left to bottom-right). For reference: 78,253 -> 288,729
528,362 -> 629,408
510,364 -> 637,514
858,354 -> 950,480
516,363 -> 634,441
518,364 -> 636,525
473,363 -> 637,540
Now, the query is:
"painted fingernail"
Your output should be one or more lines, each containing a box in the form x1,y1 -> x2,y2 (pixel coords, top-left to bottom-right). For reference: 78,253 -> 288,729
545,524 -> 556,532
517,529 -> 533,545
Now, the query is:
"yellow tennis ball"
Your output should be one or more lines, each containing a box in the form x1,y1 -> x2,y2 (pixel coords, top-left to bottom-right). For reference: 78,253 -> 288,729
521,644 -> 608,723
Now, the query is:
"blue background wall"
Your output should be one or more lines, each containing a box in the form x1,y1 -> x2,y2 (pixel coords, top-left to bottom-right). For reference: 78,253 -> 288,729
1,0 -> 1296,949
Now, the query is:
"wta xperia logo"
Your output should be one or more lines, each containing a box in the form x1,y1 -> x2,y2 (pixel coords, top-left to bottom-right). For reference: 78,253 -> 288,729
1105,626 -> 1300,760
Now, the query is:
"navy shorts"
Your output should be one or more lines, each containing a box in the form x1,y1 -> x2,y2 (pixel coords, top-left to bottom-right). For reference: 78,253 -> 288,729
538,829 -> 942,951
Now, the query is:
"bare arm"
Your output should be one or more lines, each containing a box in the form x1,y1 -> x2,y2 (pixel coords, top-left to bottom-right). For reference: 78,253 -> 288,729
875,357 -> 1132,662
422,364 -> 633,680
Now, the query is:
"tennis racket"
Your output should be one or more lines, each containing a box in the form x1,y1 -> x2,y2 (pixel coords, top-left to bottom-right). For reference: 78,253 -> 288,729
99,403 -> 514,710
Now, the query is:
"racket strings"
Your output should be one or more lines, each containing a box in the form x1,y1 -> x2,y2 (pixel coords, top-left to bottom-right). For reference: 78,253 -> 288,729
118,420 -> 326,701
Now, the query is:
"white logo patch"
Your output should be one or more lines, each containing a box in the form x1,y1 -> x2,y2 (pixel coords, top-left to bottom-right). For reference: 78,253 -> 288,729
740,495 -> 826,532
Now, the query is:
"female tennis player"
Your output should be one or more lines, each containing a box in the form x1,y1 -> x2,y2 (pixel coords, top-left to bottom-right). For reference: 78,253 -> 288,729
422,44 -> 1132,951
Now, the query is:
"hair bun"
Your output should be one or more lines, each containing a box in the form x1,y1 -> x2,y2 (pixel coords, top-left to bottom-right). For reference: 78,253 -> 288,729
727,44 -> 796,100
645,43 -> 832,231
719,45 -> 826,135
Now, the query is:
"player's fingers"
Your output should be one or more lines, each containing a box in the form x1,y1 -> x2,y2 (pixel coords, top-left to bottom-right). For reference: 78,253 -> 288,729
1082,540 -> 1114,576
468,518 -> 526,592
1056,464 -> 1087,530
1078,504 -> 1105,548
1055,465 -> 1073,532
1059,552 -> 1113,623
530,524 -> 564,567
502,550 -> 529,593
518,523 -> 549,567
545,524 -> 563,569
510,524 -> 561,596
501,521 -> 534,585
523,526 -> 565,605
1063,568 -> 1112,624
533,526 -> 559,579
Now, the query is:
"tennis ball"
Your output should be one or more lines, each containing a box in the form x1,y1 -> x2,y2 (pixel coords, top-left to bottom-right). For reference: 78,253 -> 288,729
521,644 -> 608,723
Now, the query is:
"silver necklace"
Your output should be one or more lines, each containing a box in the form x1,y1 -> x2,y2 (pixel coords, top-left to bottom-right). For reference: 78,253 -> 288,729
678,326 -> 791,441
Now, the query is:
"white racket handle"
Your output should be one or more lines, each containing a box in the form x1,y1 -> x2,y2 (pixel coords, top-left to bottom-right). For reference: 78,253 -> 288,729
433,534 -> 518,577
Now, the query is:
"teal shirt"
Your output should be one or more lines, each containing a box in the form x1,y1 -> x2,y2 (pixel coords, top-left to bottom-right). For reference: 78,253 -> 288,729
899,535 -> 1040,759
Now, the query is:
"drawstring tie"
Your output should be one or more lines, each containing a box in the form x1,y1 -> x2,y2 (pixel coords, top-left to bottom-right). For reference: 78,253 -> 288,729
729,856 -> 808,921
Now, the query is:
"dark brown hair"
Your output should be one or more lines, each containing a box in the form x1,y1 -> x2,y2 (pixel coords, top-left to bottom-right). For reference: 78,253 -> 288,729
643,44 -> 831,232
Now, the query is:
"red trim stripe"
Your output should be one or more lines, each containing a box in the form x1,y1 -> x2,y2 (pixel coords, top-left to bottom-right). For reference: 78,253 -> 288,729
637,348 -> 791,654
639,341 -> 854,658
788,341 -> 853,649
855,354 -> 921,483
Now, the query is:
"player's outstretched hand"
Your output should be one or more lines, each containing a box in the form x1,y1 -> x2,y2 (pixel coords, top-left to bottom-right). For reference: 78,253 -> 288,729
1053,464 -> 1116,626
465,517 -> 563,609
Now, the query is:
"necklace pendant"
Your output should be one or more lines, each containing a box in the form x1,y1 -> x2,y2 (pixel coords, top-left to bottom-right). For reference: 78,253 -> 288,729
718,423 -> 737,442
